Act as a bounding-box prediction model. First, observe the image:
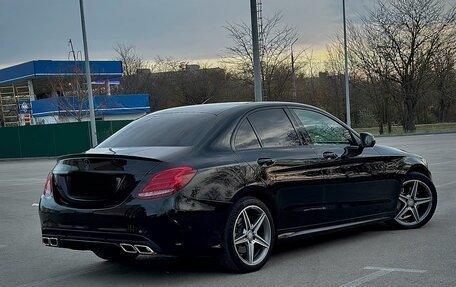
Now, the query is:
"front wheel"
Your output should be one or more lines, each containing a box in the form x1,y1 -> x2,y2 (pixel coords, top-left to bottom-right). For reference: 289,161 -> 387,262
219,197 -> 275,273
390,172 -> 437,229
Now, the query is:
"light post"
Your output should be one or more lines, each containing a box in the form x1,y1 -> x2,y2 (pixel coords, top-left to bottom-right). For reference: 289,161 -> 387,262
343,0 -> 351,126
250,0 -> 263,102
79,0 -> 98,146
291,38 -> 298,102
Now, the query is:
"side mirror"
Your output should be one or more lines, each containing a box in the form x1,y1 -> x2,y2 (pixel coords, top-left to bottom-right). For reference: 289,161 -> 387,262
360,132 -> 376,148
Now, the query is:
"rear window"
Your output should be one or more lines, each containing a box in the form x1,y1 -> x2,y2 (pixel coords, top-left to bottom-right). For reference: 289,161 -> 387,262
98,113 -> 216,147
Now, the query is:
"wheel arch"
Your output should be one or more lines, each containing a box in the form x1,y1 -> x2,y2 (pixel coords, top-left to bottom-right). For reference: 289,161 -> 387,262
230,186 -> 278,222
407,164 -> 432,179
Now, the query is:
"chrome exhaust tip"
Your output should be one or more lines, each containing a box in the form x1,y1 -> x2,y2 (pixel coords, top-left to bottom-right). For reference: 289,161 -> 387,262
43,237 -> 58,247
119,243 -> 137,254
42,237 -> 50,246
134,245 -> 155,255
49,238 -> 58,247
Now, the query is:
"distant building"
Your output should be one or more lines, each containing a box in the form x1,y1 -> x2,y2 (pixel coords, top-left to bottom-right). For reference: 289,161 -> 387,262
31,94 -> 150,125
0,60 -> 149,126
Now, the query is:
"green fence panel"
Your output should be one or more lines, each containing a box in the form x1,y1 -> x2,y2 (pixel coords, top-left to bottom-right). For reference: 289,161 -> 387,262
18,124 -> 57,157
54,122 -> 91,155
95,120 -> 131,144
111,120 -> 131,133
95,121 -> 113,144
0,120 -> 133,159
0,127 -> 21,158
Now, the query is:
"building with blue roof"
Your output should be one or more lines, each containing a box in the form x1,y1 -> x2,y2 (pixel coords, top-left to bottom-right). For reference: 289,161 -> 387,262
0,60 -> 150,126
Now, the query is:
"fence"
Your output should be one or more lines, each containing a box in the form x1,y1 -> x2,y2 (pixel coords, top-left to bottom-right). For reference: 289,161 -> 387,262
0,120 -> 131,159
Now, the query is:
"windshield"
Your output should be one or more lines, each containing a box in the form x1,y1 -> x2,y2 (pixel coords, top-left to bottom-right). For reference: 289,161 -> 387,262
97,113 -> 216,147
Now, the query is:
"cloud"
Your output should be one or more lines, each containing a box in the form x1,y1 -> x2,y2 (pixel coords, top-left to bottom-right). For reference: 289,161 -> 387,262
0,0 -> 416,67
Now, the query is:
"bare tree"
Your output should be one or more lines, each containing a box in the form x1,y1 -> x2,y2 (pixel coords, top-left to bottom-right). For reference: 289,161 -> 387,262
224,12 -> 303,101
113,43 -> 145,77
176,64 -> 227,105
329,38 -> 396,133
113,43 -> 146,94
431,41 -> 456,122
46,67 -> 105,122
348,0 -> 456,132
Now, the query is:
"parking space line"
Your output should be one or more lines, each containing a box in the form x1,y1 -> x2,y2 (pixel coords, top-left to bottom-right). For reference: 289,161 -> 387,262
340,269 -> 391,287
340,266 -> 426,287
363,266 -> 426,273
0,244 -> 7,248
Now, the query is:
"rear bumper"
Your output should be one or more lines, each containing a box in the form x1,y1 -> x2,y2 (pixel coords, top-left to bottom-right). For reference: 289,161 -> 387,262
39,194 -> 229,255
41,228 -> 162,253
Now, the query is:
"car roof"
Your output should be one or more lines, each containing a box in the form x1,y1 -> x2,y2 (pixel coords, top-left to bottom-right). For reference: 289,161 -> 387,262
152,102 -> 322,116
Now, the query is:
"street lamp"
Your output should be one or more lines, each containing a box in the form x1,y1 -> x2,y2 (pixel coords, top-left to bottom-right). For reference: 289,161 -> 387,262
343,0 -> 351,126
250,0 -> 263,102
291,38 -> 298,102
79,0 -> 97,146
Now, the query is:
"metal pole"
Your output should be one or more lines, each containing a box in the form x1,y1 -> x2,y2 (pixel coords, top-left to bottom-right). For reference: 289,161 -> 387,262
250,0 -> 263,102
343,0 -> 351,126
79,0 -> 97,146
291,39 -> 297,102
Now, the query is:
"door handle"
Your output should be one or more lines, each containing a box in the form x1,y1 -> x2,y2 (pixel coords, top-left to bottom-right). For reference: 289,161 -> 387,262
323,151 -> 338,160
257,158 -> 275,166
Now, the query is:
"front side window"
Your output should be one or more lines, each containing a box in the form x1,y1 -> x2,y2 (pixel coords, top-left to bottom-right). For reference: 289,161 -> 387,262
248,109 -> 300,148
234,119 -> 261,150
292,109 -> 352,145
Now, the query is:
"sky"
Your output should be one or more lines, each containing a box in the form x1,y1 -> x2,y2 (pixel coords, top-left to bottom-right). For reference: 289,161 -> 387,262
0,0 -> 379,68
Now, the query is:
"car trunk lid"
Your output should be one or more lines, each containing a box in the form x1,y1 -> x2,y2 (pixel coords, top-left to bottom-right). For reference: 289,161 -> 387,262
51,147 -> 191,209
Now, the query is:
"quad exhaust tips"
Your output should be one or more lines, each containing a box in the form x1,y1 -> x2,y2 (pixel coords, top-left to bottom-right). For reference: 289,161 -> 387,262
42,238 -> 154,255
42,237 -> 58,247
134,245 -> 155,255
119,243 -> 155,255
119,243 -> 137,253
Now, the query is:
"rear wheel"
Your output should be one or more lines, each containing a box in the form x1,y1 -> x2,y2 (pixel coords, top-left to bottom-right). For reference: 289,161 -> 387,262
93,247 -> 138,262
219,197 -> 275,273
389,172 -> 437,229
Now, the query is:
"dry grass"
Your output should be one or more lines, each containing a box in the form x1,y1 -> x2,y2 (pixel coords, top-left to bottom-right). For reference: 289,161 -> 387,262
356,123 -> 456,136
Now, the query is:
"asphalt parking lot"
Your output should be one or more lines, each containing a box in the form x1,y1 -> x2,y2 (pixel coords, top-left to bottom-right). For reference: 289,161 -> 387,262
1,133 -> 455,287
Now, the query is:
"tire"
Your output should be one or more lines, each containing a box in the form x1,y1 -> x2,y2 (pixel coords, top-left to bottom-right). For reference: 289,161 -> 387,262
219,197 -> 275,273
388,172 -> 437,229
93,247 -> 138,262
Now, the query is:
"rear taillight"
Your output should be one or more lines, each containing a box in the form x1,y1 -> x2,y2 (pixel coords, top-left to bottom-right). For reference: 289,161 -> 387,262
137,167 -> 196,199
43,173 -> 53,197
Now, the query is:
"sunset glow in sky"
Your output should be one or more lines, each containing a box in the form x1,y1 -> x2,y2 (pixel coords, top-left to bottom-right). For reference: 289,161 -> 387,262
0,0 -> 382,68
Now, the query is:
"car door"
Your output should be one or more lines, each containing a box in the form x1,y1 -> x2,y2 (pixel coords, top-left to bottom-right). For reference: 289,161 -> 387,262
232,107 -> 326,231
290,108 -> 399,224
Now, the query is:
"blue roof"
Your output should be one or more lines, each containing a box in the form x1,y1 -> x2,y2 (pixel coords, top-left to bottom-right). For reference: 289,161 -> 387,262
32,94 -> 150,117
0,60 -> 123,85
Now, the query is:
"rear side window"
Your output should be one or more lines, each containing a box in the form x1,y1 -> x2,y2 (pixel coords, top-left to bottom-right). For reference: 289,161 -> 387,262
248,109 -> 300,148
292,109 -> 352,145
234,119 -> 261,150
98,113 -> 216,147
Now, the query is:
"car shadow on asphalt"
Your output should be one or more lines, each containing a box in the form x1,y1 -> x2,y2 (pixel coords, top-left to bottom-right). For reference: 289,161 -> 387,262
86,222 -> 392,277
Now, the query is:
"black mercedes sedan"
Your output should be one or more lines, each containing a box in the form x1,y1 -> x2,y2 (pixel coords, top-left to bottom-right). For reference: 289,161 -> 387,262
39,102 -> 437,273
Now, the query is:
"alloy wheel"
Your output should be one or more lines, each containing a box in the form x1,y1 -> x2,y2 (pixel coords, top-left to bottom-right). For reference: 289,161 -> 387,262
395,179 -> 433,226
232,205 -> 272,266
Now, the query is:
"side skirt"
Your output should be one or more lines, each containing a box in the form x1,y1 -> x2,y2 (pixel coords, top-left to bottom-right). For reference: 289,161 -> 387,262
277,217 -> 390,240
